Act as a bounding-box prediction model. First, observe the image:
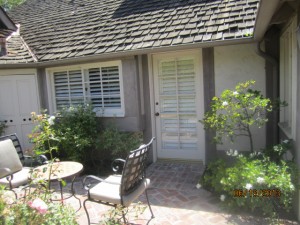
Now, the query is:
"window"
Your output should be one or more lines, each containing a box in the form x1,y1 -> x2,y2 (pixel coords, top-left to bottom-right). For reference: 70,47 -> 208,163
279,17 -> 297,139
48,61 -> 124,117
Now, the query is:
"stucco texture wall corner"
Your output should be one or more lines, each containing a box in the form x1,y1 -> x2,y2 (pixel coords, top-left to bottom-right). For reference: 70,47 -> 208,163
295,27 -> 300,221
118,57 -> 143,131
122,57 -> 139,117
37,68 -> 49,110
214,43 -> 266,152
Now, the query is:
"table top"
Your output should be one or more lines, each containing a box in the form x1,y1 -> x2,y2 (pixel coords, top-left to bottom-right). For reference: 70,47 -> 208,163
33,161 -> 83,181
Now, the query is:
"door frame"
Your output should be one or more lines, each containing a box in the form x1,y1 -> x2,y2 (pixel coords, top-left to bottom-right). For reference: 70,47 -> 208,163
148,49 -> 205,163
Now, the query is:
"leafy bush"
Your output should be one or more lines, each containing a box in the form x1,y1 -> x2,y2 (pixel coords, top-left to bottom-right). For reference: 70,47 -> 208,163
89,125 -> 143,175
97,125 -> 142,160
30,106 -> 143,175
200,159 -> 227,193
53,104 -> 99,164
200,153 -> 297,218
199,80 -> 296,220
263,139 -> 292,164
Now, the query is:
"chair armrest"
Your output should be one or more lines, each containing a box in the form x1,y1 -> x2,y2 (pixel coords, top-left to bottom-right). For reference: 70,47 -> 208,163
23,154 -> 49,167
83,175 -> 120,190
111,158 -> 126,173
38,155 -> 49,164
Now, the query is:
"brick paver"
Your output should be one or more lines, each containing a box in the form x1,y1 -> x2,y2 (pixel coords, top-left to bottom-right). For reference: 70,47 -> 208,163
56,161 -> 299,225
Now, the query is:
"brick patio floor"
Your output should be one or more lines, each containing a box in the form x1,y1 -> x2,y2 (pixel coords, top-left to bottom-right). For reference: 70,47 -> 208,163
57,161 -> 299,225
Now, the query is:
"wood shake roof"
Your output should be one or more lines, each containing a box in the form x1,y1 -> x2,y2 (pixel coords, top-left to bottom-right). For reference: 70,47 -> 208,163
0,34 -> 37,63
2,0 -> 260,63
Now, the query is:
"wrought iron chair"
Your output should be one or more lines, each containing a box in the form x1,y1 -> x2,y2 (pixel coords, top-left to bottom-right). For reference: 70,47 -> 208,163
0,133 -> 48,167
0,133 -> 48,196
83,137 -> 155,225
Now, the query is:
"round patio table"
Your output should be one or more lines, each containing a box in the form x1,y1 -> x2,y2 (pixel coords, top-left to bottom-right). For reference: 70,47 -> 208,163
33,161 -> 83,210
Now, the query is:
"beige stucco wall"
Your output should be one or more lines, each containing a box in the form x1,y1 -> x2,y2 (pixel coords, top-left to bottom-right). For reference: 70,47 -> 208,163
214,43 -> 266,152
295,20 -> 300,221
103,56 -> 143,131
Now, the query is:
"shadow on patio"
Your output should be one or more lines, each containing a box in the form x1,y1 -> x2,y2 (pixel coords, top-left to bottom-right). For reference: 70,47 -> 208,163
60,161 -> 299,225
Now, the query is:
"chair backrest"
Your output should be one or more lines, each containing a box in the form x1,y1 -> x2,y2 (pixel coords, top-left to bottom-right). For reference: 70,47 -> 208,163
120,137 -> 155,196
0,133 -> 24,161
0,139 -> 23,178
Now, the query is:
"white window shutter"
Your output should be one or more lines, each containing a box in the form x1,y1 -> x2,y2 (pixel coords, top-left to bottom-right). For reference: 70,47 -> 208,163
52,62 -> 123,116
101,66 -> 121,108
54,70 -> 83,109
87,66 -> 121,110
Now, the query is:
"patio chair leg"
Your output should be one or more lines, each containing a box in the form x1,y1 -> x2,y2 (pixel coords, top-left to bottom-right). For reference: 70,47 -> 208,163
145,189 -> 154,219
83,199 -> 91,225
4,188 -> 17,203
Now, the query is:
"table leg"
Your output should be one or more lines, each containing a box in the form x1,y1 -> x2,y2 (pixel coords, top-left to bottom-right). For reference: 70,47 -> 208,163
54,177 -> 81,212
59,181 -> 64,204
70,176 -> 82,212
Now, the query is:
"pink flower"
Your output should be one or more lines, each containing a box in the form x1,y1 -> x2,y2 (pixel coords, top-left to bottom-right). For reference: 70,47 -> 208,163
28,198 -> 48,214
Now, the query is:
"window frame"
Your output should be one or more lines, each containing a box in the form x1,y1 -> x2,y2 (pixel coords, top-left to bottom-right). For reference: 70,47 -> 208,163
46,61 -> 125,117
278,16 -> 298,139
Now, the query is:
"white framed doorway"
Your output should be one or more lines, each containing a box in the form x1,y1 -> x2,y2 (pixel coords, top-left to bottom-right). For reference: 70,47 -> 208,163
152,50 -> 205,161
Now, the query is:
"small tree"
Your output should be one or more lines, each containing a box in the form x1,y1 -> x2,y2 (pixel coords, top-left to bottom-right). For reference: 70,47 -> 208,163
0,0 -> 24,10
201,80 -> 272,153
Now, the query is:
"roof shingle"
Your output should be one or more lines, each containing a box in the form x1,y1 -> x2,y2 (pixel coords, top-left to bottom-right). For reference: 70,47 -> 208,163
3,0 -> 260,63
0,34 -> 36,64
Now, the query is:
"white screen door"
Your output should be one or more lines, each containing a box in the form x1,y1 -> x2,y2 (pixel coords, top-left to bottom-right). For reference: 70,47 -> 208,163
153,51 -> 205,160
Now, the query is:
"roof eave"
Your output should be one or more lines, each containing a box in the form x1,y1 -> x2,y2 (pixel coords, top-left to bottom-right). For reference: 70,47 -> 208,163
0,37 -> 256,69
0,7 -> 17,31
253,0 -> 281,41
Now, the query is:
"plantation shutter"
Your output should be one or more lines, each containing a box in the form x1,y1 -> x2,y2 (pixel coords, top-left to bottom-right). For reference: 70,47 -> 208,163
53,70 -> 83,109
87,68 -> 102,108
86,66 -> 121,110
102,66 -> 121,108
159,58 -> 197,150
52,62 -> 123,116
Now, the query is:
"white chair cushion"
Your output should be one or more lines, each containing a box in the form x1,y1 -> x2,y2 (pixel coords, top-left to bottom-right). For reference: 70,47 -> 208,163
0,139 -> 23,178
0,167 -> 31,188
89,175 -> 150,207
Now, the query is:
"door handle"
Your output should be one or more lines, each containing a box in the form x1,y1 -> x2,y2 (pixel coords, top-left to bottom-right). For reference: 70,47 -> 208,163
155,112 -> 160,116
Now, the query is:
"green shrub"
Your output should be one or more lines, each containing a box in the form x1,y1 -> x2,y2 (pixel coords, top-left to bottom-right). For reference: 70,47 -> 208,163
200,159 -> 226,193
263,139 -> 292,164
53,104 -> 99,164
91,125 -> 142,175
201,154 -> 297,218
199,80 -> 295,220
97,125 -> 142,160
